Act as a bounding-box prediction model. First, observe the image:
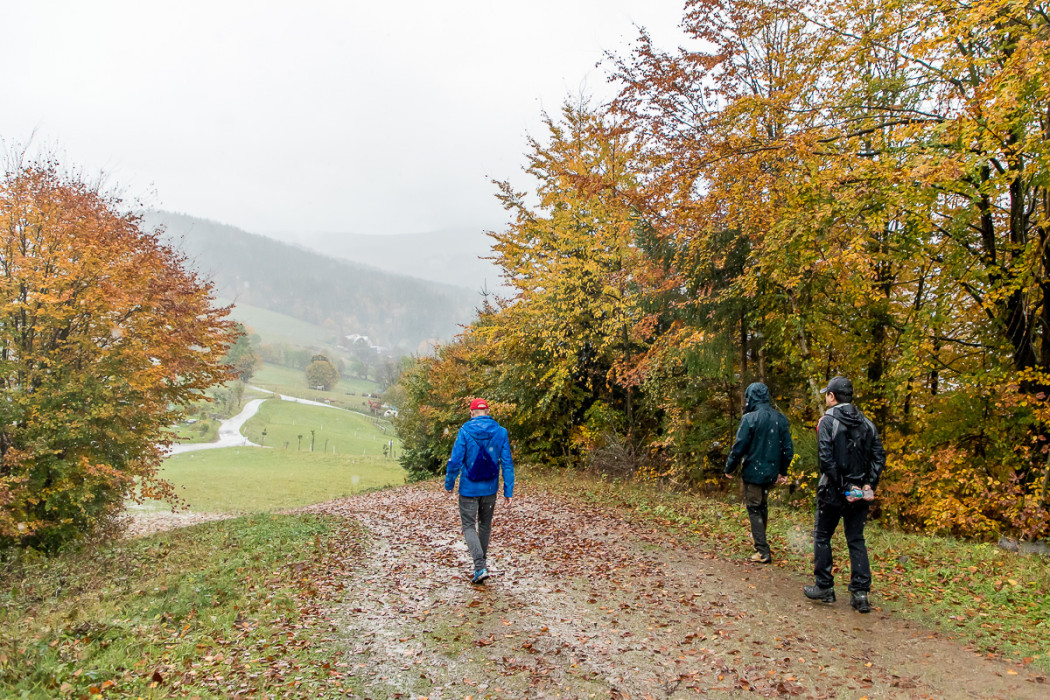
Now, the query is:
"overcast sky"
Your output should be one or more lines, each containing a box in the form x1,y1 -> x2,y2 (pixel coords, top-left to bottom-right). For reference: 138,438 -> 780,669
1,1 -> 686,240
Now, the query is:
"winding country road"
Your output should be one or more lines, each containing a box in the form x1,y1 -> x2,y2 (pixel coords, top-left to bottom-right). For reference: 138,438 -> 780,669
167,387 -> 357,456
166,398 -> 265,455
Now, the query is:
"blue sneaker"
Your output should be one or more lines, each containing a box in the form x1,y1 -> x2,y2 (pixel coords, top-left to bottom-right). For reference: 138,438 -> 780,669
471,568 -> 490,584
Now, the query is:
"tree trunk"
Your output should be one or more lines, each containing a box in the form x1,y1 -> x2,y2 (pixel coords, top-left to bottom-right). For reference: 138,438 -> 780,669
787,292 -> 824,413
740,310 -> 749,410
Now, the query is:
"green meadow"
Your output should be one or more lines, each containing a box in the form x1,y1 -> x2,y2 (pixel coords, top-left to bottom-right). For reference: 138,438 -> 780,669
251,362 -> 385,413
241,398 -> 396,455
223,300 -> 332,347
157,448 -> 403,512
155,398 -> 403,513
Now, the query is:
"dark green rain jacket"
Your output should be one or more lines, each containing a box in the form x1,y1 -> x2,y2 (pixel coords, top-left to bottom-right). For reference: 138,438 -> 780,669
724,383 -> 794,486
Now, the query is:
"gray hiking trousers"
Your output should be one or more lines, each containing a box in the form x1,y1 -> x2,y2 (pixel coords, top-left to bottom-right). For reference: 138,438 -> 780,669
459,493 -> 497,571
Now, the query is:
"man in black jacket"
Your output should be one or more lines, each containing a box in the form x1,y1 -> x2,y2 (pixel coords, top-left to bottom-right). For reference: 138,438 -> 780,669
724,382 -> 794,563
804,376 -> 886,612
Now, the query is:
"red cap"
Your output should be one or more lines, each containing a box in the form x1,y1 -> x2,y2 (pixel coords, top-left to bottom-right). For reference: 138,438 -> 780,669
469,398 -> 489,411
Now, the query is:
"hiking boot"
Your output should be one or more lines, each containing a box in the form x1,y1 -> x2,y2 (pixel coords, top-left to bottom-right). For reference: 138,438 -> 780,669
803,584 -> 836,603
850,591 -> 871,613
471,568 -> 490,584
748,552 -> 771,564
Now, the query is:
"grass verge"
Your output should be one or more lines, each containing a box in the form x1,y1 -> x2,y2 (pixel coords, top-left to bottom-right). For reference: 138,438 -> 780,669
0,514 -> 364,698
528,467 -> 1050,675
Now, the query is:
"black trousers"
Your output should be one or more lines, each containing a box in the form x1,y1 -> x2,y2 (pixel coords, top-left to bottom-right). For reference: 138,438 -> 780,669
813,500 -> 871,592
743,482 -> 770,557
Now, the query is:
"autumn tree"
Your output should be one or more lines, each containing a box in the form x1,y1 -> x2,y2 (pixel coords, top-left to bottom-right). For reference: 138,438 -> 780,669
305,354 -> 339,391
394,332 -> 499,480
610,0 -> 1050,535
807,0 -> 1050,537
0,161 -> 237,551
482,103 -> 655,465
608,0 -> 829,476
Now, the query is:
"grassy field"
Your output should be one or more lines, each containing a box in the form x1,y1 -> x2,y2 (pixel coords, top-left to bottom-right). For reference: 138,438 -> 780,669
251,363 -> 385,413
0,514 -> 363,698
242,399 -> 395,454
223,300 -> 332,347
152,396 -> 401,512
157,448 -> 403,513
152,398 -> 403,513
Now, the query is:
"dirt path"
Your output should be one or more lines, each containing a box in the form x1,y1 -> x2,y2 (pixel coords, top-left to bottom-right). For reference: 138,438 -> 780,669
304,482 -> 1044,699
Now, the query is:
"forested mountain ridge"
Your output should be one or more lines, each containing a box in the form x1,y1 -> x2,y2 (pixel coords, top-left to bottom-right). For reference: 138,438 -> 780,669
297,228 -> 506,293
145,211 -> 477,351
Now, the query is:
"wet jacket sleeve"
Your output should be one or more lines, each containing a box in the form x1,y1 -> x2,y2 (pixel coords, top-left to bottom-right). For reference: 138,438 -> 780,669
724,416 -> 753,475
500,428 -> 514,498
868,421 -> 886,489
816,413 -> 838,484
779,416 -> 794,477
445,428 -> 467,491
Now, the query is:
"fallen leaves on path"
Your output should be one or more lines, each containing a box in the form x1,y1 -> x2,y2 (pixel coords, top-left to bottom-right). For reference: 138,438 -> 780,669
301,482 -> 1047,699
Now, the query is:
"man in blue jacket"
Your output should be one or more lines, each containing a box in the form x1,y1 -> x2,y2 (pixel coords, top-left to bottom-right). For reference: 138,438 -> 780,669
724,382 -> 794,563
446,398 -> 515,584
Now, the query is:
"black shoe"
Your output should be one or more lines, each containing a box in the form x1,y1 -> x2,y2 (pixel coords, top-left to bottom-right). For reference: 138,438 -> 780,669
850,591 -> 870,613
803,585 -> 836,603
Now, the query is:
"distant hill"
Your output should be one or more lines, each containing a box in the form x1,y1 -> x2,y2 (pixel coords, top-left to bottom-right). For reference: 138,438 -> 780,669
296,228 -> 508,294
219,301 -> 332,348
145,211 -> 479,352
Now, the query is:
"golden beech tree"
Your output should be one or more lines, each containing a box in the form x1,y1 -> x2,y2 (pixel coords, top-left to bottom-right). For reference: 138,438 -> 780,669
486,104 -> 652,463
608,0 -> 834,475
0,161 -> 237,551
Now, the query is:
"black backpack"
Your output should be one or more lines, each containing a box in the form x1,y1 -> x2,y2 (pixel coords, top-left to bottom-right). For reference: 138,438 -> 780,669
465,434 -> 499,481
830,413 -> 872,484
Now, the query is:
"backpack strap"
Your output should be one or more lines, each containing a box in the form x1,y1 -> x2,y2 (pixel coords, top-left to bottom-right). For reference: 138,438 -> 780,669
826,406 -> 842,440
466,432 -> 488,449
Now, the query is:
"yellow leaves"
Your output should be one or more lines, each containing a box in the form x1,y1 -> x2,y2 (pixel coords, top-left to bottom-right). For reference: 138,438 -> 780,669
1,162 -> 237,548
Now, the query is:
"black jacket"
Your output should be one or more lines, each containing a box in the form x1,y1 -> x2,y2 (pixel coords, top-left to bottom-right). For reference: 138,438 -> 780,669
816,402 -> 886,503
724,383 -> 794,486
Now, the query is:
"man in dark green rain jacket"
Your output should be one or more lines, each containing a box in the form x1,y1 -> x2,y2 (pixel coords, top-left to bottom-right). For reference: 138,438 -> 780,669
724,382 -> 794,563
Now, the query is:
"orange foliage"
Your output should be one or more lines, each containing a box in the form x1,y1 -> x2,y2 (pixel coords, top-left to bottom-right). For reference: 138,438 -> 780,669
0,161 -> 237,550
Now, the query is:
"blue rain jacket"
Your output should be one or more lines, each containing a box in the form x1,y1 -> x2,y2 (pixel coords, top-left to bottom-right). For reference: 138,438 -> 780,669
445,415 -> 515,498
